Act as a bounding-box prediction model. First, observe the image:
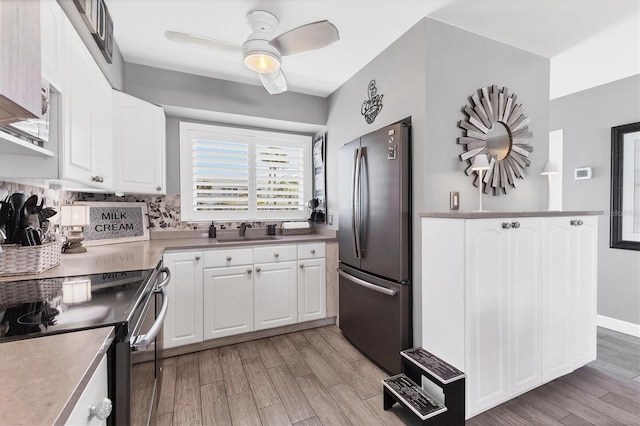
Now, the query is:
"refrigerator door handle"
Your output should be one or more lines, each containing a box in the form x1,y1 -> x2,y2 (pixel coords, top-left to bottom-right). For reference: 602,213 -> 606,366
353,147 -> 362,258
338,269 -> 397,296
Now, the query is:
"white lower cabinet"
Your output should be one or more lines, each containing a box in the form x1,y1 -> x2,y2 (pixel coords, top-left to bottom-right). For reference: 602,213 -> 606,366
203,265 -> 254,339
163,251 -> 203,349
164,242 -> 327,348
543,216 -> 598,382
65,355 -> 110,425
421,214 -> 597,419
254,261 -> 297,330
298,258 -> 327,322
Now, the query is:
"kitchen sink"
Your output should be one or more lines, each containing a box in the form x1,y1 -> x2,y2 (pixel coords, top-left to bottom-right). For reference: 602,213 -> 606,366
216,235 -> 279,243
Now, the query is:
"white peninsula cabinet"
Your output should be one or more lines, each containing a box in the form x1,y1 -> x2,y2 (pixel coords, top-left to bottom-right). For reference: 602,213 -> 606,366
421,212 -> 598,418
164,241 -> 328,350
112,91 -> 166,194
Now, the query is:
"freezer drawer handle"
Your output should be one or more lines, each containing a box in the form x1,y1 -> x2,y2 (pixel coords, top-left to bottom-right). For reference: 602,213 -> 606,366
338,270 -> 397,296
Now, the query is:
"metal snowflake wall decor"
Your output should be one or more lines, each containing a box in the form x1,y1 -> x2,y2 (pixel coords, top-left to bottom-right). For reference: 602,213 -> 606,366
458,85 -> 533,195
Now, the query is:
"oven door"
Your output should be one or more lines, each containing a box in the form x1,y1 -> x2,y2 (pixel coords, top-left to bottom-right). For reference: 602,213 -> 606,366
128,267 -> 170,426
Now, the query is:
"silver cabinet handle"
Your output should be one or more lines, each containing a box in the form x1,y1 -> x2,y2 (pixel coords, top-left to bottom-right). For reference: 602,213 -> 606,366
226,256 -> 232,261
247,269 -> 252,274
156,186 -> 162,191
502,222 -> 512,229
577,219 -> 583,226
338,270 -> 396,296
311,249 -> 316,254
299,264 -> 304,269
89,397 -> 112,421
274,253 -> 279,258
195,256 -> 200,261
512,221 -> 520,229
256,267 -> 261,272
570,220 -> 576,226
91,176 -> 100,182
570,220 -> 584,226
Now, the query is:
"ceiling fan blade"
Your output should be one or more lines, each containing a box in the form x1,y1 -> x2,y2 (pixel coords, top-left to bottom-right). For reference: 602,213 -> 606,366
259,69 -> 287,94
164,31 -> 241,51
269,20 -> 339,56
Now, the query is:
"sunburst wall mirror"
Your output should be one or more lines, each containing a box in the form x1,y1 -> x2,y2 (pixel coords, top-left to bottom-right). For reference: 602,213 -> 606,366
458,85 -> 533,195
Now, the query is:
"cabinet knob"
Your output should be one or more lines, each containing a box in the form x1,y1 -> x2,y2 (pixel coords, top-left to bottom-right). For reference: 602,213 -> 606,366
577,220 -> 584,226
156,186 -> 162,191
226,256 -> 232,261
502,222 -> 512,229
311,250 -> 316,254
256,267 -> 261,272
299,264 -> 304,269
274,253 -> 279,258
512,221 -> 520,229
247,269 -> 252,274
89,397 -> 112,421
91,176 -> 100,182
570,220 -> 582,226
195,256 -> 200,261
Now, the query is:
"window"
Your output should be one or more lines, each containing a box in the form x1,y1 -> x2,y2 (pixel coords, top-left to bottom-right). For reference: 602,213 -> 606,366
180,122 -> 311,221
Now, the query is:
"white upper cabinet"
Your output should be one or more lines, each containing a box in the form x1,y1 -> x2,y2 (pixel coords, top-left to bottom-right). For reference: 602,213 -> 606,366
62,15 -> 112,189
112,91 -> 166,194
0,0 -> 41,123
40,0 -> 63,90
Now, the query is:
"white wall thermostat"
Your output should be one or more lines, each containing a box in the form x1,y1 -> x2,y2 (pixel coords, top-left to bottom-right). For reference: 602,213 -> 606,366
574,167 -> 592,180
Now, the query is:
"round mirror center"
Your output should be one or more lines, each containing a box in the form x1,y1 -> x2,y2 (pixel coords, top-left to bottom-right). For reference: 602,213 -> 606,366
486,121 -> 512,161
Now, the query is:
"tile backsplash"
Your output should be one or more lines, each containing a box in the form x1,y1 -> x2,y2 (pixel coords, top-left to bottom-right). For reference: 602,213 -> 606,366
0,181 -> 285,232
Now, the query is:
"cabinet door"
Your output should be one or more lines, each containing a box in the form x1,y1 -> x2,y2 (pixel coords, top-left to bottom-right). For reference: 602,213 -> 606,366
112,91 -> 166,194
542,218 -> 574,382
507,218 -> 543,396
298,258 -> 326,322
65,354 -> 109,425
573,216 -> 597,367
465,219 -> 509,416
92,69 -> 112,188
254,261 -> 297,330
41,0 -> 63,90
203,266 -> 254,339
162,251 -> 203,348
0,0 -> 41,122
63,20 -> 94,184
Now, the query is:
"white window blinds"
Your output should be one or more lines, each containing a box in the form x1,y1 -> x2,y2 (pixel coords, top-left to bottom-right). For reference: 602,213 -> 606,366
180,122 -> 311,221
193,138 -> 249,213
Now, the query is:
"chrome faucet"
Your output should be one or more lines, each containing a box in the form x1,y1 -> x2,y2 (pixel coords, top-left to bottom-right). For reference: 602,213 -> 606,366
239,222 -> 252,236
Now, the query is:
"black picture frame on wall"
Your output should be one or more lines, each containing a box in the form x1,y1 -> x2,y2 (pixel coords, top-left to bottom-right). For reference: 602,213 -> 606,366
610,121 -> 640,250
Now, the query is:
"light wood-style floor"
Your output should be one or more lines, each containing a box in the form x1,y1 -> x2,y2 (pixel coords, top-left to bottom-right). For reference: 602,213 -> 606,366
132,326 -> 640,425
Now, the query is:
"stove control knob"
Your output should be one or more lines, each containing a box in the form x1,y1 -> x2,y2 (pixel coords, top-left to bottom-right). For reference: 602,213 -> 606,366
89,397 -> 112,421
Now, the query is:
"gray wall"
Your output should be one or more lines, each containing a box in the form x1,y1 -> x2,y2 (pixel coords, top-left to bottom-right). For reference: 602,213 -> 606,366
326,18 -> 550,345
124,63 -> 327,126
551,75 -> 640,326
124,64 -> 329,195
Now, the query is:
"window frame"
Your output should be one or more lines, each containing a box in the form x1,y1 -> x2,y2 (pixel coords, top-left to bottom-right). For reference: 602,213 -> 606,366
179,121 -> 312,222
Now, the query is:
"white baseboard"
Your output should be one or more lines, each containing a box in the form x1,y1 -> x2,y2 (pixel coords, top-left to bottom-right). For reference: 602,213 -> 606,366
597,315 -> 640,338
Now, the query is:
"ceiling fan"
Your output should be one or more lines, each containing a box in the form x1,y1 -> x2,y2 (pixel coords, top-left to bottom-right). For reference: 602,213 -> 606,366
165,10 -> 340,94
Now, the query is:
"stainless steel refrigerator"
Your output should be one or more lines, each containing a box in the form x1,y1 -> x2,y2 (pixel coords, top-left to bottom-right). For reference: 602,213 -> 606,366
338,117 -> 412,374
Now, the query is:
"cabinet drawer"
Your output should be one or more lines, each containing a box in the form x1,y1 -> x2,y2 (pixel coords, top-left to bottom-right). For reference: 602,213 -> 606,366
203,248 -> 253,268
297,243 -> 326,259
254,245 -> 297,263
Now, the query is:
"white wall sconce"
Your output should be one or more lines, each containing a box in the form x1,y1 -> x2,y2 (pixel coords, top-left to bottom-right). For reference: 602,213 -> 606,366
471,154 -> 490,212
541,161 -> 560,210
60,205 -> 91,254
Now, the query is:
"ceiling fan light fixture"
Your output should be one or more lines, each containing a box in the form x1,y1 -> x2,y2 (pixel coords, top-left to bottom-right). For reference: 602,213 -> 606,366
244,51 -> 281,73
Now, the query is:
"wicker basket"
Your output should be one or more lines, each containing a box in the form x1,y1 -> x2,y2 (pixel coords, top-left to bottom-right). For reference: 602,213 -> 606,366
0,240 -> 63,277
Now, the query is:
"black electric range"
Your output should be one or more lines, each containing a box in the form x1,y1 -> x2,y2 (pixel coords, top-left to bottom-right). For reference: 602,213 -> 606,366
0,269 -> 154,342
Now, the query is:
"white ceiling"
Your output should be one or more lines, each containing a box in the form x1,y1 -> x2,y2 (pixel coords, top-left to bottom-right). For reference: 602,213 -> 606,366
105,0 -> 639,97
